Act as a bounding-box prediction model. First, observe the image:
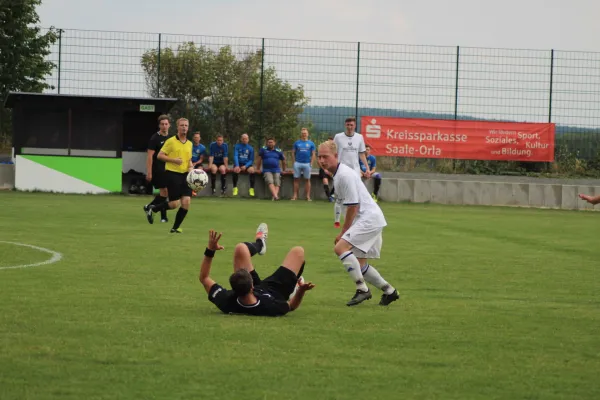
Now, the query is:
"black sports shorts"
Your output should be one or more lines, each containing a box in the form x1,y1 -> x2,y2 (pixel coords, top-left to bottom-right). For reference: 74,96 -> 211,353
151,169 -> 168,190
254,266 -> 298,301
165,170 -> 192,200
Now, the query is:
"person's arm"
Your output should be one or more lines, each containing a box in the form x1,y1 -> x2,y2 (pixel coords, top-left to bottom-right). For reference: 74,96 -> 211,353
223,143 -> 229,167
579,193 -> 600,205
208,143 -> 214,168
245,147 -> 254,168
288,279 -> 316,311
370,157 -> 377,174
146,149 -> 155,180
359,152 -> 370,177
334,177 -> 360,242
233,144 -> 240,167
199,230 -> 225,294
280,151 -> 287,173
256,149 -> 263,172
291,143 -> 296,165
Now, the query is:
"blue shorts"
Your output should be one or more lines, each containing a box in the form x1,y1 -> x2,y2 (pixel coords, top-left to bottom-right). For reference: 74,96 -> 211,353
293,162 -> 311,179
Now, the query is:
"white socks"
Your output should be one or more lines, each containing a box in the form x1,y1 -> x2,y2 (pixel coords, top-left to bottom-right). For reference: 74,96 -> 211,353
361,264 -> 395,295
334,202 -> 342,223
339,251 -> 368,292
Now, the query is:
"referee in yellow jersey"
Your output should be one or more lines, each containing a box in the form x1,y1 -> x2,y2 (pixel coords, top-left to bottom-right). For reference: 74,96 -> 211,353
146,118 -> 194,233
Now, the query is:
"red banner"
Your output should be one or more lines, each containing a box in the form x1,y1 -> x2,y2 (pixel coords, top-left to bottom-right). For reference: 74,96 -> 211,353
361,117 -> 555,162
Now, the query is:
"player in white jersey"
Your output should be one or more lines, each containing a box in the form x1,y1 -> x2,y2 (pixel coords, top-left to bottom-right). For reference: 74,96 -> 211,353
331,117 -> 372,228
318,140 -> 399,307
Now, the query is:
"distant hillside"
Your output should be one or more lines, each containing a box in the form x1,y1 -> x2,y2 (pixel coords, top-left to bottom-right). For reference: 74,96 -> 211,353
300,106 -> 600,136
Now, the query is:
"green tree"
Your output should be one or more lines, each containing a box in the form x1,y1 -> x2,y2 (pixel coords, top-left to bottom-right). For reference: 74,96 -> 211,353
140,42 -> 309,149
0,0 -> 58,150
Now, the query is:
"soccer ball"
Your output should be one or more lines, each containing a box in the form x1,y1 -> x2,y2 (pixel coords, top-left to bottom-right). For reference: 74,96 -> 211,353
186,169 -> 208,191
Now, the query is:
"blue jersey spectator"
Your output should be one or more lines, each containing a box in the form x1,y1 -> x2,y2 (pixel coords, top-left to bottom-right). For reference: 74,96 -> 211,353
359,154 -> 376,173
359,145 -> 382,202
293,139 -> 316,164
191,132 -> 206,166
232,133 -> 257,197
259,145 -> 285,173
209,135 -> 229,196
234,143 -> 254,168
292,128 -> 316,201
209,138 -> 229,166
258,138 -> 286,200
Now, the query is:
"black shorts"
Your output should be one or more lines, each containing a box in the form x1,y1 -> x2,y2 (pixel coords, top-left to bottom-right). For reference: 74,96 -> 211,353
212,161 -> 225,168
165,170 -> 192,201
151,169 -> 168,190
255,266 -> 298,301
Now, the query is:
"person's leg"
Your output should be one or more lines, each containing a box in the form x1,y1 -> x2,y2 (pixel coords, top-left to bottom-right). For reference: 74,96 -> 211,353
210,164 -> 218,194
247,166 -> 256,196
292,162 -> 301,200
170,175 -> 191,232
334,201 -> 342,228
233,223 -> 268,284
280,246 -> 305,277
219,164 -> 227,194
302,164 -> 312,200
373,173 -> 382,200
274,173 -> 281,199
353,232 -> 398,305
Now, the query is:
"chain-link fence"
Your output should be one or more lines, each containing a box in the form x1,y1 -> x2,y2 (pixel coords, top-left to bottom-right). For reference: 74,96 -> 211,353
7,28 -> 600,174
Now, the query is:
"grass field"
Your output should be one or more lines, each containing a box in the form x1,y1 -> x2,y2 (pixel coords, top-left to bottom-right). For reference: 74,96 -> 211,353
1,191 -> 599,400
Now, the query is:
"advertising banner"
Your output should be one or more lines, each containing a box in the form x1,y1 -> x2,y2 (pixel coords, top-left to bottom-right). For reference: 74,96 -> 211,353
361,117 -> 555,161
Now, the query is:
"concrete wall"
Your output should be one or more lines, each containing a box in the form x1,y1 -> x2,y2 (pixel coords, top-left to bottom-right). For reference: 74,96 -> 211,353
0,164 -> 15,190
376,177 -> 600,211
2,163 -> 599,210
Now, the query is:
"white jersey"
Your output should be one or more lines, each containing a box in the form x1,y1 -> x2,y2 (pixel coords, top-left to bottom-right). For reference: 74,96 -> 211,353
333,163 -> 387,229
334,132 -> 366,174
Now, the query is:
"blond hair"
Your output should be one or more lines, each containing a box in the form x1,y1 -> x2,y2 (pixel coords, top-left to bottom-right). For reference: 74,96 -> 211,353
176,117 -> 189,126
318,140 -> 337,155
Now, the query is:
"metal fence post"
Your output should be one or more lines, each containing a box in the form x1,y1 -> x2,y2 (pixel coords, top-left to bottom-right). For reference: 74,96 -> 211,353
454,45 -> 460,120
548,49 -> 554,123
157,33 -> 162,98
259,38 -> 265,144
355,41 -> 361,128
57,29 -> 63,94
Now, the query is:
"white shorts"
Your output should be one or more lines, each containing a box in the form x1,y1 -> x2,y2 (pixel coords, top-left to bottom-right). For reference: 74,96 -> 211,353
341,224 -> 383,259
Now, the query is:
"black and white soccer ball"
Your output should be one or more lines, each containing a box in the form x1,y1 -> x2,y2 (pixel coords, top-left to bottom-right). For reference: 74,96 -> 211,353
186,169 -> 209,191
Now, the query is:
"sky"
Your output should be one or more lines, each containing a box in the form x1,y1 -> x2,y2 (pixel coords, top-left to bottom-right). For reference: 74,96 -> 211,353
38,0 -> 600,52
33,0 -> 600,128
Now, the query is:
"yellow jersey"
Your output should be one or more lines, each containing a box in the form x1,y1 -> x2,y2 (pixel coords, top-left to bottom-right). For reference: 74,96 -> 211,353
160,136 -> 193,174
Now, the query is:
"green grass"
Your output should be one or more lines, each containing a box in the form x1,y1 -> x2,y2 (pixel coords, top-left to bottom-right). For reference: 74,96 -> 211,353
0,191 -> 599,400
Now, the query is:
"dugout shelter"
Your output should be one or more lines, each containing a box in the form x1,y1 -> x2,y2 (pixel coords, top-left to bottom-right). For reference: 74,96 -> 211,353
4,92 -> 177,194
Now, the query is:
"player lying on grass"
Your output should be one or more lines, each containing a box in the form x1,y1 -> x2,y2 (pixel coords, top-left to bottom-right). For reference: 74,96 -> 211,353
579,193 -> 600,205
198,224 -> 315,317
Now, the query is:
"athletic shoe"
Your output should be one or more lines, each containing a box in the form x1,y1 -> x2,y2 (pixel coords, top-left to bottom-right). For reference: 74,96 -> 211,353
334,222 -> 341,229
346,288 -> 372,306
170,228 -> 183,234
161,218 -> 168,223
212,188 -> 216,196
221,188 -> 227,197
144,205 -> 154,224
249,188 -> 255,197
372,193 -> 379,203
379,290 -> 399,306
255,223 -> 268,255
233,187 -> 239,196
328,196 -> 335,202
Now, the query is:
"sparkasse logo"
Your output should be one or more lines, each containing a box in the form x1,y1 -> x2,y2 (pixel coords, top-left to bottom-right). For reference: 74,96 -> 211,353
365,118 -> 381,138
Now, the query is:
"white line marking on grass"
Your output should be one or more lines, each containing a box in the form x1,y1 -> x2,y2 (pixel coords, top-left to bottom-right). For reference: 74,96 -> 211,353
0,241 -> 63,270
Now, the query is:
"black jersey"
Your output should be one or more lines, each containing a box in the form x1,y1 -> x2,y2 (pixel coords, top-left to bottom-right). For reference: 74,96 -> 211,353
147,132 -> 173,173
208,283 -> 291,317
